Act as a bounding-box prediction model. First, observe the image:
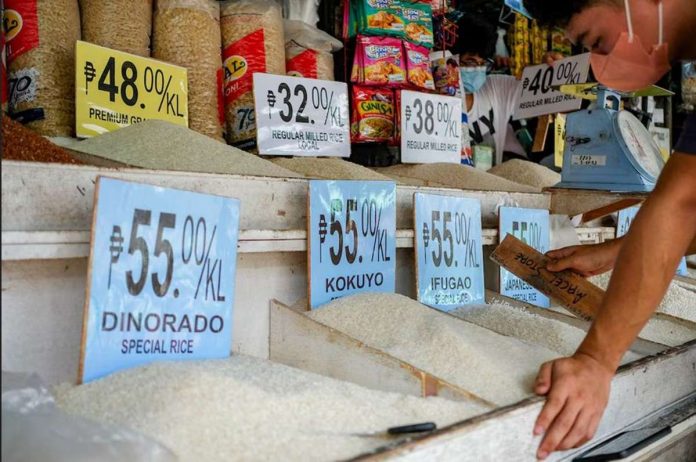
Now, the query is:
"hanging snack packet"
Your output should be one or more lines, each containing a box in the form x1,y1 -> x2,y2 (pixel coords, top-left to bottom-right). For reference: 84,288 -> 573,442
360,36 -> 406,86
351,86 -> 395,143
404,42 -> 434,90
431,51 -> 460,96
401,2 -> 434,48
358,0 -> 404,38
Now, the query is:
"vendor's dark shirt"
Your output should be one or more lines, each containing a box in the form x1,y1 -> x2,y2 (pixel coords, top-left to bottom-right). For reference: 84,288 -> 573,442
675,114 -> 696,154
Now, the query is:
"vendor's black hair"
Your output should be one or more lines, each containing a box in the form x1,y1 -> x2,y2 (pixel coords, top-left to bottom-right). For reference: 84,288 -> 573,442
451,13 -> 496,58
525,0 -> 621,27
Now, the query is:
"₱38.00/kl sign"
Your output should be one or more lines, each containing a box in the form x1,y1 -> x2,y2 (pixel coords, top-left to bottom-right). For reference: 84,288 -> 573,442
79,177 -> 239,383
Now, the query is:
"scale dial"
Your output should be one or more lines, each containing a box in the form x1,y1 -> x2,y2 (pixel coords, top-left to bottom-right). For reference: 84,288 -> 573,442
614,111 -> 664,180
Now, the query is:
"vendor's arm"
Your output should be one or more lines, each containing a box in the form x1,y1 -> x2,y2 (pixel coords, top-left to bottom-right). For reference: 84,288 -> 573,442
533,152 -> 696,459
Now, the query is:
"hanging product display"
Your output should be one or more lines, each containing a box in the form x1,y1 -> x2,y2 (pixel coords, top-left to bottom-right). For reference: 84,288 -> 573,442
350,86 -> 395,143
354,0 -> 405,38
404,41 -> 435,90
221,0 -> 285,149
284,19 -> 343,81
401,1 -> 434,48
351,35 -> 406,86
5,0 -> 81,136
79,0 -> 153,57
153,0 -> 224,141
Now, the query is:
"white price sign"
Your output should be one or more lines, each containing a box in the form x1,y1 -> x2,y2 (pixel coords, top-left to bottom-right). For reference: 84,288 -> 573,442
514,53 -> 591,120
253,73 -> 350,157
401,90 -> 462,164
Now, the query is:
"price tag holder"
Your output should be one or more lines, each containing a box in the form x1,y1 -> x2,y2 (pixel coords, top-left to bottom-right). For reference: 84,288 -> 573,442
514,53 -> 590,120
75,41 -> 188,138
499,207 -> 550,307
79,177 -> 240,383
254,73 -> 350,157
414,193 -> 485,311
308,180 -> 396,309
617,206 -> 688,276
401,90 -> 462,164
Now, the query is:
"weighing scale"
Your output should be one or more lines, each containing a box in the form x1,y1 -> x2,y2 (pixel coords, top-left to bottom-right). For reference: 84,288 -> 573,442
554,84 -> 672,192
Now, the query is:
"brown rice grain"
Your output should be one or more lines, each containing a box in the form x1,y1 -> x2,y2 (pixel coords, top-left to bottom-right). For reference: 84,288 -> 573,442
79,0 -> 153,57
153,0 -> 224,141
7,0 -> 80,136
221,0 -> 285,148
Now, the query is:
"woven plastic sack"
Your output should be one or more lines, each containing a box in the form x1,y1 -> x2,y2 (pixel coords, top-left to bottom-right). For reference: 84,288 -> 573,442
5,0 -> 80,136
80,0 -> 153,57
153,0 -> 224,141
221,0 -> 285,150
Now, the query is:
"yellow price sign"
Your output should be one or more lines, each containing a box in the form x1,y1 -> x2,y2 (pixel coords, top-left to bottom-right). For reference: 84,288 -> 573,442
75,41 -> 188,137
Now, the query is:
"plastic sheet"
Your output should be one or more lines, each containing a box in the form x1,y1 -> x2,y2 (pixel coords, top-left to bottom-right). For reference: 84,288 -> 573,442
1,371 -> 177,462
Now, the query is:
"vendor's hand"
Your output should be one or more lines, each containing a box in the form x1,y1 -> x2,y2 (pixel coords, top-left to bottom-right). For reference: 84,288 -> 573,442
546,240 -> 620,277
542,51 -> 565,65
533,353 -> 613,460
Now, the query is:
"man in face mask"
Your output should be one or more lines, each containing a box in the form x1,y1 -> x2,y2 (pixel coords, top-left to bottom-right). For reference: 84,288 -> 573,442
523,0 -> 696,459
452,13 -> 528,167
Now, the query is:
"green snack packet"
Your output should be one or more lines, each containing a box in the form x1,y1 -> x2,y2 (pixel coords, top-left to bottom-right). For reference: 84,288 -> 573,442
358,0 -> 405,38
401,1 -> 434,48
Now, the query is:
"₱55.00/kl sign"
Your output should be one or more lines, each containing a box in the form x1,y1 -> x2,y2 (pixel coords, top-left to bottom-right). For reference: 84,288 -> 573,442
80,177 -> 239,383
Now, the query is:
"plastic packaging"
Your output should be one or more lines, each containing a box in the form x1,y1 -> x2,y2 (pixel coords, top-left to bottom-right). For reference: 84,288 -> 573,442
284,19 -> 342,80
285,0 -> 320,27
351,35 -> 406,86
431,50 -> 460,97
221,0 -> 286,149
351,86 -> 395,143
5,0 -> 81,136
1,371 -> 177,462
356,0 -> 405,38
401,1 -> 434,48
404,41 -> 434,90
153,0 -> 224,141
79,0 -> 153,57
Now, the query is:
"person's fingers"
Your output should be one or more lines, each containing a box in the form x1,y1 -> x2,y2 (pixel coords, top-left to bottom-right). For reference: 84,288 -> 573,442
546,246 -> 578,259
534,382 -> 565,437
534,362 -> 553,396
558,409 -> 592,450
538,400 -> 582,459
546,255 -> 580,272
584,412 -> 602,445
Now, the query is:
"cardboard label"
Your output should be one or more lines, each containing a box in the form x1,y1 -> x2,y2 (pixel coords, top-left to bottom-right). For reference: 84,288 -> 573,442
414,193 -> 485,310
499,207 -> 550,307
254,73 -> 350,157
75,41 -> 188,137
80,177 -> 240,383
308,180 -> 396,309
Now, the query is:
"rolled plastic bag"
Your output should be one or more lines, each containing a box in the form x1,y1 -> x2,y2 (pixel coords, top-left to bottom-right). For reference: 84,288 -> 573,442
285,0 -> 320,27
284,19 -> 342,81
1,371 -> 177,462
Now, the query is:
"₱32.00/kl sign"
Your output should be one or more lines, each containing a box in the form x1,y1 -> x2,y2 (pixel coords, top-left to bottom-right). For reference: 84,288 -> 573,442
79,177 -> 240,383
254,73 -> 350,157
308,180 -> 396,309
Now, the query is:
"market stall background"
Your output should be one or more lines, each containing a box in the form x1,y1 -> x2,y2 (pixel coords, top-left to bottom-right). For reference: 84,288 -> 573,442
2,1 -> 696,461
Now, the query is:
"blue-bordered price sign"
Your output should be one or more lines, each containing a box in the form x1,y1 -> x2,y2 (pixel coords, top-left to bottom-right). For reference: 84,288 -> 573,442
618,206 -> 688,276
499,207 -> 550,307
414,193 -> 485,311
79,177 -> 240,383
308,180 -> 396,309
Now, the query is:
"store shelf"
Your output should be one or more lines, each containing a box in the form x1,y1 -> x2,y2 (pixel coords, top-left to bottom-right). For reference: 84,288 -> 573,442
1,227 -> 614,261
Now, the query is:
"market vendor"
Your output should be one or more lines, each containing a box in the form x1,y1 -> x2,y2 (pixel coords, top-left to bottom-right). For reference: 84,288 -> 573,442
452,13 -> 528,166
523,0 -> 696,459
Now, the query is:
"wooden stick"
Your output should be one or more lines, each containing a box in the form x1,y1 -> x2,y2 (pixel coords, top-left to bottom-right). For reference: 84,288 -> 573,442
490,234 -> 604,321
570,198 -> 644,226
